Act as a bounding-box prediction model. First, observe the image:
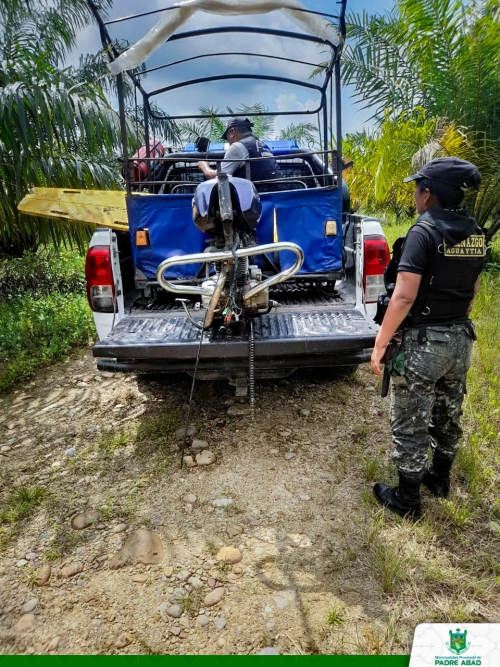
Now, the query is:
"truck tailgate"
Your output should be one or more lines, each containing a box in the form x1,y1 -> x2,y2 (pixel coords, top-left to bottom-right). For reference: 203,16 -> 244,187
93,307 -> 376,371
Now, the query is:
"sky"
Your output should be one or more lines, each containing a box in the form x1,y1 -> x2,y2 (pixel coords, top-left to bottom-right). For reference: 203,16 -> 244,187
70,0 -> 394,141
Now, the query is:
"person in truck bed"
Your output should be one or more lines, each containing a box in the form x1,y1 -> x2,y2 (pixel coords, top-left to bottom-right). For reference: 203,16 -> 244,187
197,117 -> 284,192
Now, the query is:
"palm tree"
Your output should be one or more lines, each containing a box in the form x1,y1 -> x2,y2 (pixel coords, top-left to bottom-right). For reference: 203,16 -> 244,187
178,103 -> 318,147
334,0 -> 500,240
342,1 -> 500,140
0,0 -> 127,254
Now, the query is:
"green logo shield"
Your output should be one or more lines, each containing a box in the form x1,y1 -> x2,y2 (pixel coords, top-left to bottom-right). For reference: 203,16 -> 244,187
446,628 -> 470,655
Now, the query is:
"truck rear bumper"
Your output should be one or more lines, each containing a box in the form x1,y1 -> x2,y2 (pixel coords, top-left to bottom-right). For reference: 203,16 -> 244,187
92,308 -> 376,372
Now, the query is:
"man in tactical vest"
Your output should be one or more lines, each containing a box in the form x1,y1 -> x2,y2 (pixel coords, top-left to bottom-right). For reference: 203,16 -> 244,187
197,117 -> 284,192
370,157 -> 485,520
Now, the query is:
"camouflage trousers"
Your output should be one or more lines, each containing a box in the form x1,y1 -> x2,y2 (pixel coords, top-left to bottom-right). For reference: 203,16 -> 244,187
390,323 -> 474,480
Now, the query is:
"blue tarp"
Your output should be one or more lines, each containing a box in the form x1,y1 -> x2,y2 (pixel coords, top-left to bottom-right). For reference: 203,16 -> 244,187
127,186 -> 342,279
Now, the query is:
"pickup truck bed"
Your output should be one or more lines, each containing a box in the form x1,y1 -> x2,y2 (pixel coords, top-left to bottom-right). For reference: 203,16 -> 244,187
89,212 -> 384,378
94,301 -> 375,374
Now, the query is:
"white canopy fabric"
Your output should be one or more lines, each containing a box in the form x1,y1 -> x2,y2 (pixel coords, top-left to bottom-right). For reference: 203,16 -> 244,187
108,0 -> 341,75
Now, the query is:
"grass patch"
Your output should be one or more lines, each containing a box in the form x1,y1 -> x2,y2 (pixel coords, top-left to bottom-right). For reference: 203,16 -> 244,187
438,497 -> 477,529
205,540 -> 218,556
98,432 -> 130,457
135,412 -> 182,462
361,455 -> 392,482
0,246 -> 95,392
46,521 -> 80,559
326,604 -> 345,626
372,537 -> 408,595
179,586 -> 204,617
0,486 -> 45,547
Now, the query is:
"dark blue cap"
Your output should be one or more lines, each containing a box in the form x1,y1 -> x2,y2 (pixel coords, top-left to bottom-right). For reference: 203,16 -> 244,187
221,117 -> 254,140
403,157 -> 481,189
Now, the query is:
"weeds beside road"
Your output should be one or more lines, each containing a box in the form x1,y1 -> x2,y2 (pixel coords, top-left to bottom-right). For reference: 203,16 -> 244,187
0,248 -> 94,392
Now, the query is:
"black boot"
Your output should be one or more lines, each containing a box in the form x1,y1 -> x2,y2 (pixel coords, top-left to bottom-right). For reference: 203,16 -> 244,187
373,472 -> 422,520
422,454 -> 453,498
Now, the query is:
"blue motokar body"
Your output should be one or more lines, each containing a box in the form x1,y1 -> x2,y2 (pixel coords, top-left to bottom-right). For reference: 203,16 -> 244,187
127,152 -> 343,280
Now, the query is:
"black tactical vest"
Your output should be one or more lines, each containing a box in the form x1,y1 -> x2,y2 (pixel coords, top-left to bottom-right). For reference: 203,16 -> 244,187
407,220 -> 485,327
233,135 -> 283,190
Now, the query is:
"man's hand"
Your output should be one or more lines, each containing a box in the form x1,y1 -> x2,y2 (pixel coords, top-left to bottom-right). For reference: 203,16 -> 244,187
371,342 -> 387,377
197,161 -> 216,179
197,160 -> 208,174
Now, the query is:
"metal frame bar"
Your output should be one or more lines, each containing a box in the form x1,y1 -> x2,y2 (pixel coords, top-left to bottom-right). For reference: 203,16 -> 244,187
142,51 -> 323,76
166,25 -> 336,48
147,73 -> 323,101
156,242 -> 305,301
104,5 -> 341,26
152,108 -> 322,122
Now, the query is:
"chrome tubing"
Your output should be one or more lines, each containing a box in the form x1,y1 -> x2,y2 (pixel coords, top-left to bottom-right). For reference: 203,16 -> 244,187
239,242 -> 304,302
156,242 -> 304,299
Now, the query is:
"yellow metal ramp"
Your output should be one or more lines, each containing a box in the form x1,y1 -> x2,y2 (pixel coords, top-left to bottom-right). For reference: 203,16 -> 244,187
18,188 -> 131,231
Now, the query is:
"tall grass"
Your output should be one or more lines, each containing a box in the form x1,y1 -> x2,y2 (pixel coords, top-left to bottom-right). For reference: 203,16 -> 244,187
0,247 -> 95,391
459,271 -> 500,498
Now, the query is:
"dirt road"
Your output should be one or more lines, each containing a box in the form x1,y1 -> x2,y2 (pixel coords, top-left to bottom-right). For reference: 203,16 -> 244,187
0,347 -> 458,655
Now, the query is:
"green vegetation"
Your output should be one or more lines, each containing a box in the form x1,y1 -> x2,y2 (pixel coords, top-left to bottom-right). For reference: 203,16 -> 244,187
0,486 -> 46,549
178,103 -> 318,147
336,0 -> 500,241
0,0 -> 122,252
326,604 -> 346,627
0,246 -> 95,391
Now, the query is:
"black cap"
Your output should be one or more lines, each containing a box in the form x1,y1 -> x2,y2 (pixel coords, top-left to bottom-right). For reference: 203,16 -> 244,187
403,157 -> 481,190
221,117 -> 254,140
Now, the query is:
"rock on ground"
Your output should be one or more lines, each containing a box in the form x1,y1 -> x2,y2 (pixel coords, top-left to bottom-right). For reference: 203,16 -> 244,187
227,405 -> 252,416
115,632 -> 133,649
70,510 -> 101,530
226,524 -> 243,538
196,615 -> 210,627
204,587 -> 225,607
196,450 -> 216,466
14,614 -> 36,633
47,637 -> 60,651
212,498 -> 232,508
21,598 -> 39,613
174,425 -> 197,439
191,439 -> 207,452
35,564 -> 51,586
258,647 -> 281,655
108,530 -> 164,569
184,456 -> 196,468
216,547 -> 242,564
60,562 -> 84,578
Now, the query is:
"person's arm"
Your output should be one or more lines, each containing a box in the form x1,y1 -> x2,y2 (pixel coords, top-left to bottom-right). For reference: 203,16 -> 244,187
467,275 -> 480,314
198,142 -> 246,179
197,161 -> 217,179
370,271 -> 422,377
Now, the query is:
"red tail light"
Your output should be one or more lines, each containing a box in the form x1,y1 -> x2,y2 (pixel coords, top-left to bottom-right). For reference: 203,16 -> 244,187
85,246 -> 115,312
363,235 -> 390,303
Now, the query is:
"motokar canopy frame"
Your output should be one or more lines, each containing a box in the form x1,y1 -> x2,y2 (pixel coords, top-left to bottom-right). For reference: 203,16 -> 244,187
85,0 -> 347,193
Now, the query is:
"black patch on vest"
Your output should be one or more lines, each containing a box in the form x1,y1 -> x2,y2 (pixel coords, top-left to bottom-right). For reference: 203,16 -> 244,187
443,235 -> 486,258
